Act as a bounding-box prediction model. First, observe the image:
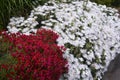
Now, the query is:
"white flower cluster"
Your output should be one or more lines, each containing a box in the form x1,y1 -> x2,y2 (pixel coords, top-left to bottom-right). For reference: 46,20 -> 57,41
7,16 -> 38,35
7,0 -> 120,80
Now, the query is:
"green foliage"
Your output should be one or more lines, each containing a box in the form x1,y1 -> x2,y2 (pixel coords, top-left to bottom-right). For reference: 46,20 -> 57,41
90,0 -> 120,7
0,54 -> 16,65
0,38 -> 17,79
90,0 -> 114,6
0,25 -> 4,30
0,0 -> 49,29
0,37 -> 12,57
0,54 -> 17,80
112,0 -> 120,7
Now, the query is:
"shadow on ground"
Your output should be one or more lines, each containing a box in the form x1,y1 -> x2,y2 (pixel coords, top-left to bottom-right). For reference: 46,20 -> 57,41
103,54 -> 120,80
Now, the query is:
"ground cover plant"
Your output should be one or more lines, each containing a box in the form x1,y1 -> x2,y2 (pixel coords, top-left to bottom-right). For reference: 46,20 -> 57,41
6,0 -> 120,80
0,28 -> 68,80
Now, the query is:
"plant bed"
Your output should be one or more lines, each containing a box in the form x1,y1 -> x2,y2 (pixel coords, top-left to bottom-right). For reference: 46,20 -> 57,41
5,0 -> 120,80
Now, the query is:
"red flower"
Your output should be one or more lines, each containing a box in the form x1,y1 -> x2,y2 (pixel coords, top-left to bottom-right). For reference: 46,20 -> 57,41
0,28 -> 68,80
